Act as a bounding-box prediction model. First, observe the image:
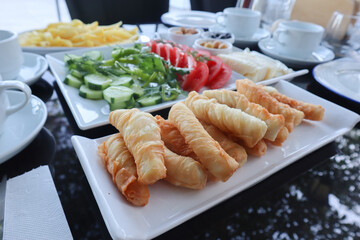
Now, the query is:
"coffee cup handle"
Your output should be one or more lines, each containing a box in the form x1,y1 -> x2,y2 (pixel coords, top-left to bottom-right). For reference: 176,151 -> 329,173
1,81 -> 32,115
273,28 -> 288,45
216,12 -> 226,27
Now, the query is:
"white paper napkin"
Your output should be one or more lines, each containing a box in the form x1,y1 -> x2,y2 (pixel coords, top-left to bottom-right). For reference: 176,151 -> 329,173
3,166 -> 73,240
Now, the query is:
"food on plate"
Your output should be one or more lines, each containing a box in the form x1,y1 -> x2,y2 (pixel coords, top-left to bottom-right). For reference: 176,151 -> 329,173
173,27 -> 198,35
203,89 -> 285,142
268,127 -> 289,146
168,102 -> 239,182
147,40 -> 232,91
184,91 -> 268,148
19,19 -> 138,47
109,109 -> 166,185
200,40 -> 228,49
155,115 -> 199,161
262,86 -> 325,121
63,44 -> 184,110
200,120 -> 247,167
97,133 -> 149,206
240,139 -> 267,157
236,79 -> 304,132
217,48 -> 293,82
163,146 -> 207,190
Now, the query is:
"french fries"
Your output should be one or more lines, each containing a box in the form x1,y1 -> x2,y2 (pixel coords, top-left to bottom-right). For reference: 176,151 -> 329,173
19,19 -> 138,48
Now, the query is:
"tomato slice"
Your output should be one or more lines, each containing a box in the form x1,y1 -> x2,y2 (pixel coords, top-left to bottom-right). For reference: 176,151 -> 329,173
206,56 -> 223,86
207,63 -> 232,89
148,40 -> 157,53
162,43 -> 172,61
169,46 -> 180,66
182,61 -> 209,92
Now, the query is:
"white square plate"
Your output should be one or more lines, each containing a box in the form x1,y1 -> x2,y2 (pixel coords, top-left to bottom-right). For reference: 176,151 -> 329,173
71,80 -> 360,240
46,44 -> 306,130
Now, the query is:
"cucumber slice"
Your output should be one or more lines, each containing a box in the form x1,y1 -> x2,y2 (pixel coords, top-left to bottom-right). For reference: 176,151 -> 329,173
137,95 -> 162,107
79,85 -> 103,100
131,84 -> 145,99
84,74 -> 112,90
64,74 -> 82,89
83,51 -> 103,61
103,86 -> 134,104
64,54 -> 81,64
109,97 -> 136,111
70,69 -> 83,79
110,75 -> 134,87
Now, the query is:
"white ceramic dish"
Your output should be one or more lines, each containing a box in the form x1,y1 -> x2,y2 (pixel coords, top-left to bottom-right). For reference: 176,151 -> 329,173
201,31 -> 235,44
193,38 -> 233,55
45,44 -> 244,130
0,91 -> 47,164
234,28 -> 270,49
161,10 -> 217,28
258,38 -> 335,68
313,57 -> 360,103
14,52 -> 48,86
167,27 -> 202,46
71,80 -> 360,240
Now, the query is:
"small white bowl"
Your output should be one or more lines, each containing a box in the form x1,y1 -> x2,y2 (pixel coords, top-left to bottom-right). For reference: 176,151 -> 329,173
168,27 -> 202,46
193,38 -> 233,56
201,31 -> 235,44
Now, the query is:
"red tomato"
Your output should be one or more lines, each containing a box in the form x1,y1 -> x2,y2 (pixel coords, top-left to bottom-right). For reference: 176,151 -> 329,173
182,61 -> 209,92
195,49 -> 211,58
162,43 -> 172,61
207,63 -> 232,89
175,51 -> 187,68
155,42 -> 164,57
206,56 -> 223,86
169,47 -> 180,66
148,40 -> 157,53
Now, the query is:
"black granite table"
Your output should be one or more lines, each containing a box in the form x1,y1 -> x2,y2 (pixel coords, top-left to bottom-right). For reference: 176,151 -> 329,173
1,60 -> 359,240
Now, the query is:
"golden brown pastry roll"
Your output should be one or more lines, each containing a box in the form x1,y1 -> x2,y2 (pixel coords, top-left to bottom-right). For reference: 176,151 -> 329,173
184,91 -> 267,148
203,89 -> 285,141
109,109 -> 166,185
168,102 -> 239,182
163,146 -> 207,190
200,120 -> 247,167
262,86 -> 325,121
98,134 -> 150,206
231,136 -> 267,157
236,79 -> 304,132
155,115 -> 199,161
267,126 -> 289,146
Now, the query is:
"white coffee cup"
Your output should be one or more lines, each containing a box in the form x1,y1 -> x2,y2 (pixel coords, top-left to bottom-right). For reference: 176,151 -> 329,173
216,7 -> 261,38
273,21 -> 324,59
0,30 -> 24,80
0,79 -> 32,134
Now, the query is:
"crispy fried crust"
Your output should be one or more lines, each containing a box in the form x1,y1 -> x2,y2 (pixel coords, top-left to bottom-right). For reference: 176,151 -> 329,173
98,134 -> 149,206
184,91 -> 267,148
109,109 -> 166,185
168,102 -> 239,182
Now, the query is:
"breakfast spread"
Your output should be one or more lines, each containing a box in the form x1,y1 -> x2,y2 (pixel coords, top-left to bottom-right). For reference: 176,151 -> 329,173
19,19 -> 138,47
97,78 -> 325,206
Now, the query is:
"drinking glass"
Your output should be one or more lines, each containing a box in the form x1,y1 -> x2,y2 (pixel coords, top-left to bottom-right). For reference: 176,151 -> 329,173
322,11 -> 360,57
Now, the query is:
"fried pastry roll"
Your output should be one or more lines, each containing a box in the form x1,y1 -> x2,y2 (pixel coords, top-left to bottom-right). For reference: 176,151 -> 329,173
98,134 -> 150,206
262,86 -> 325,121
184,91 -> 267,148
169,102 -> 239,182
109,109 -> 166,185
203,89 -> 285,141
155,115 -> 199,161
200,120 -> 247,167
163,146 -> 207,190
236,79 -> 304,132
267,126 -> 289,146
231,137 -> 267,157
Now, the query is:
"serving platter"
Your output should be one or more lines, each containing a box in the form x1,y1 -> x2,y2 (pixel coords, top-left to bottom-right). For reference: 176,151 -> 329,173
71,80 -> 360,240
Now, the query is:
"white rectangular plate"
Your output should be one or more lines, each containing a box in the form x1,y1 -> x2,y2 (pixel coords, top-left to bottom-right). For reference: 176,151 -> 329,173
46,45 -> 306,130
71,80 -> 360,240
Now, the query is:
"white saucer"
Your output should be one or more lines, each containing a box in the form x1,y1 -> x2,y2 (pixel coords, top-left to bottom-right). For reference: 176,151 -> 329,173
161,10 -> 217,28
234,28 -> 270,49
258,38 -> 335,68
0,90 -> 47,164
313,58 -> 360,103
16,52 -> 48,85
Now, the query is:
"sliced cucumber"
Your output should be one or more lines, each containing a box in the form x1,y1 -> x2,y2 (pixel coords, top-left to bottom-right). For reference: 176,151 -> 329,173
84,74 -> 112,90
64,74 -> 83,89
70,69 -> 83,79
83,51 -> 103,61
131,84 -> 145,99
103,86 -> 134,104
137,95 -> 162,107
79,85 -> 103,100
109,75 -> 134,87
109,97 -> 136,111
64,54 -> 82,64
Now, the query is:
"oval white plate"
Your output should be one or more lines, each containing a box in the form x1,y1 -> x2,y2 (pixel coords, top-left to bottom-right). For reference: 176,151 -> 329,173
15,52 -> 48,86
161,10 -> 217,28
313,57 -> 360,103
0,91 -> 47,164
